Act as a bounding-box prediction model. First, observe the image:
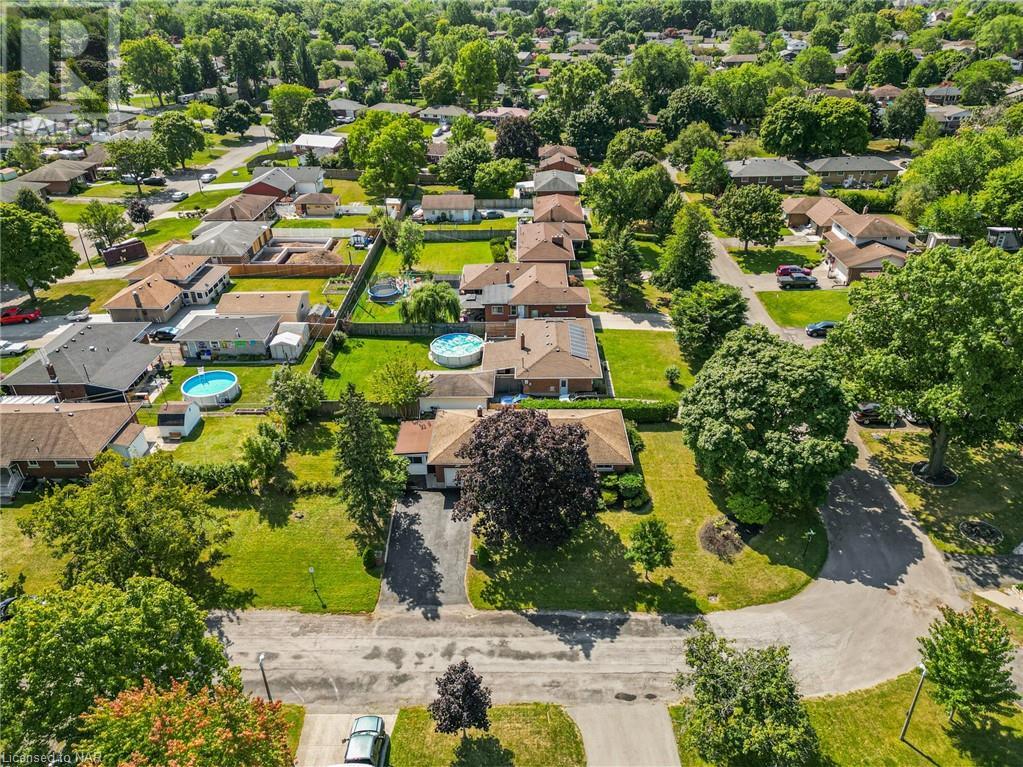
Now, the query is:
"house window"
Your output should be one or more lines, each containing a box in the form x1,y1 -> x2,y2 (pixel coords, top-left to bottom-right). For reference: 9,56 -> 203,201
554,305 -> 567,312
492,305 -> 504,315
410,456 -> 424,464
27,460 -> 39,468
54,460 -> 79,468
595,464 -> 614,472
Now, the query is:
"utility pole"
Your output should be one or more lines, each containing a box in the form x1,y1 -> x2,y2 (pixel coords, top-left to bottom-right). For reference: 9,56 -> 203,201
900,663 -> 927,742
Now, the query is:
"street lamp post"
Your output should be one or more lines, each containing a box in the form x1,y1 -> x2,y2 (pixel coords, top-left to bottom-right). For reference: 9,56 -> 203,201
900,663 -> 927,742
257,652 -> 273,702
75,225 -> 95,273
308,565 -> 317,592
802,528 -> 816,557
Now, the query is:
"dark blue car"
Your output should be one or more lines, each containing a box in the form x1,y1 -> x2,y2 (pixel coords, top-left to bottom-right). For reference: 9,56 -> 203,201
805,320 -> 837,338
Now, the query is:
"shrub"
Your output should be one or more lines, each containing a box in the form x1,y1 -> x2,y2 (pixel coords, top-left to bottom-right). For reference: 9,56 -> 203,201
331,329 -> 348,351
518,398 -> 676,423
726,493 -> 772,526
802,174 -> 822,195
474,543 -> 492,568
625,420 -> 645,456
173,461 -> 252,495
362,546 -> 378,571
664,365 -> 681,386
618,472 -> 645,500
600,473 -> 621,490
490,238 -> 509,262
832,187 -> 897,213
624,490 -> 649,509
601,488 -> 620,508
698,517 -> 745,560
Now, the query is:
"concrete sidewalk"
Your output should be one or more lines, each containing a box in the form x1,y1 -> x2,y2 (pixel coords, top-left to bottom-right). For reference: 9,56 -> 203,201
569,704 -> 681,767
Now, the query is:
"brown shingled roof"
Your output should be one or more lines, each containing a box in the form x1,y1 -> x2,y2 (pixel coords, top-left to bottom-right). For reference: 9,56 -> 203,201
0,402 -> 140,462
104,275 -> 183,311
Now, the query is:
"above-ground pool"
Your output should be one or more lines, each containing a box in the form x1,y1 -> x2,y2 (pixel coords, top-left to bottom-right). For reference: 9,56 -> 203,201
430,333 -> 484,368
181,369 -> 240,409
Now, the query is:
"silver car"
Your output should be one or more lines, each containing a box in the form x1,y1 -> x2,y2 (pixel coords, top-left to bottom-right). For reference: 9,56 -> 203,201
343,716 -> 389,766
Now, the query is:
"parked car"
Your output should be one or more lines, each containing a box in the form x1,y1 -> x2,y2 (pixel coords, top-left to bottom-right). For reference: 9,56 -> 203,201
199,172 -> 216,184
0,597 -> 16,623
431,126 -> 444,138
852,402 -> 892,426
481,209 -> 503,220
410,208 -> 425,222
142,175 -> 167,186
343,716 -> 389,766
0,307 -> 41,325
149,326 -> 179,342
65,308 -> 91,322
169,190 -> 188,202
777,273 -> 819,289
0,339 -> 29,356
120,173 -> 140,184
805,320 -> 836,338
896,408 -> 929,427
776,264 -> 812,277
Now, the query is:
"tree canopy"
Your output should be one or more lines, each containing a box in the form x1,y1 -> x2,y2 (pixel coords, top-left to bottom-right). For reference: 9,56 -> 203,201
669,281 -> 747,371
0,203 -> 78,300
717,184 -> 784,254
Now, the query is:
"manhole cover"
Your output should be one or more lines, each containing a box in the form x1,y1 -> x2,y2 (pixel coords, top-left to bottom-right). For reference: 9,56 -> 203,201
959,520 -> 1003,546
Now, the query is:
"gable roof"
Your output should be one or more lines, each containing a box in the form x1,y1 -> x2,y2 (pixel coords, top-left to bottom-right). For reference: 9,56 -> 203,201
126,254 -> 209,283
367,102 -> 422,114
533,169 -> 579,194
247,165 -> 324,192
2,323 -> 159,392
215,290 -> 309,317
328,98 -> 367,111
293,133 -> 345,149
0,179 -> 49,202
170,222 -> 270,258
421,369 -> 497,398
805,155 -> 900,174
539,152 -> 581,171
533,193 -> 584,223
725,157 -> 808,179
203,193 -> 279,222
832,213 -> 912,239
481,317 -> 601,380
104,275 -> 183,311
175,314 -> 279,342
515,221 -> 576,262
19,159 -> 94,182
421,193 -> 475,211
0,402 -> 140,463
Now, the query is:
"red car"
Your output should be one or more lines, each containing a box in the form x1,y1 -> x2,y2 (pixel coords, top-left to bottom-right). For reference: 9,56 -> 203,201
0,307 -> 42,325
775,264 -> 812,277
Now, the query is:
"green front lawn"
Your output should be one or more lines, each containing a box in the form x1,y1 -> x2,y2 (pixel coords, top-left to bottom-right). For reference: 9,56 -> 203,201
0,352 -> 29,375
597,329 -> 690,401
25,278 -> 127,315
321,336 -> 447,399
214,493 -> 379,613
757,289 -> 852,327
376,241 -> 494,275
227,276 -> 337,307
729,245 -> 822,274
672,673 -> 1023,766
78,182 -> 160,199
861,431 -> 1023,556
50,200 -> 109,223
169,188 -> 239,212
136,216 -> 200,249
390,704 -> 585,767
585,279 -> 669,315
281,704 -> 306,758
468,425 -> 827,614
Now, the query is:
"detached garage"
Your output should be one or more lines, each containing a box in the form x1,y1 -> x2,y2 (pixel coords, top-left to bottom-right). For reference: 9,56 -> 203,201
418,370 -> 496,415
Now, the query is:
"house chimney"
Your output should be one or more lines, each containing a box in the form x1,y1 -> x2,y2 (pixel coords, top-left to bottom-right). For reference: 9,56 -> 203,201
131,290 -> 142,308
476,405 -> 483,418
45,362 -> 57,382
505,270 -> 511,285
230,205 -> 237,221
520,332 -> 526,350
862,205 -> 869,215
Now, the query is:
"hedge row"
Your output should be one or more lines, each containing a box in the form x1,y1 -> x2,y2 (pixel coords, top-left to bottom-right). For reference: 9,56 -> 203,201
831,187 -> 897,214
518,398 -> 677,423
174,462 -> 340,497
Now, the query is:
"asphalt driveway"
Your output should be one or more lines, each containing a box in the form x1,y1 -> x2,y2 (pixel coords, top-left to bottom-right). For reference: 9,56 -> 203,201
378,490 -> 471,617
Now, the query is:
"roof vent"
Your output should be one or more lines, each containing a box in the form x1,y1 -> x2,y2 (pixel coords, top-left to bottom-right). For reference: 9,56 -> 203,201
89,345 -> 96,351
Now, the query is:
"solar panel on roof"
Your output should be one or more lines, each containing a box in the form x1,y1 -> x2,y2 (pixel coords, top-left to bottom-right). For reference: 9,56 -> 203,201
568,324 -> 589,359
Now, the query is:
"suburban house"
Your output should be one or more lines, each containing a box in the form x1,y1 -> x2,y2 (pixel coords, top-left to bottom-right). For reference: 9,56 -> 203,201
394,407 -> 633,488
805,156 -> 901,187
243,166 -> 325,199
103,275 -> 184,323
328,98 -> 367,120
782,196 -> 856,235
533,170 -> 580,196
515,222 -> 576,263
459,262 -> 590,321
476,106 -> 530,123
924,82 -> 961,105
0,402 -> 149,498
721,53 -> 758,67
481,317 -> 603,397
539,152 -> 582,173
418,370 -> 497,414
156,401 -> 201,440
419,105 -> 471,122
0,323 -> 163,402
216,290 -> 310,322
539,145 -> 579,160
202,193 -> 279,223
175,314 -> 279,360
17,159 -> 96,194
426,142 -> 449,163
0,179 -> 49,202
293,133 -> 345,158
870,84 -> 903,106
367,102 -> 422,116
725,157 -> 808,190
125,254 -> 232,306
533,193 -> 585,224
822,214 -> 913,284
294,192 -> 339,217
926,104 -> 970,134
421,193 -> 476,223
169,221 -> 272,264
987,227 -> 1021,252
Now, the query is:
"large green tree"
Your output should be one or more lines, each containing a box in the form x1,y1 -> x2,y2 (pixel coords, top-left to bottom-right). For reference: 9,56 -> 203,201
658,85 -> 726,137
395,218 -> 425,273
883,89 -> 926,148
676,621 -> 820,766
669,281 -> 747,371
0,203 -> 78,301
106,137 -> 168,195
654,204 -> 714,293
582,164 -> 675,230
594,227 -> 644,305
152,111 -> 206,171
268,366 -> 324,427
269,83 -> 314,143
398,280 -> 461,323
625,42 -> 691,111
547,61 -> 608,116
687,148 -> 729,196
360,114 -> 427,195
718,184 -> 783,254
334,385 -> 408,544
814,97 -> 871,156
828,245 -> 1023,480
793,46 -> 836,85
23,452 -> 229,594
977,156 -> 1023,234
679,325 -> 855,519
0,577 -> 227,754
954,59 -> 1013,106
78,200 -> 132,250
759,96 -> 819,157
919,605 -> 1019,723
455,39 -> 497,109
438,137 -> 493,192
370,355 -> 430,420
121,35 -> 178,105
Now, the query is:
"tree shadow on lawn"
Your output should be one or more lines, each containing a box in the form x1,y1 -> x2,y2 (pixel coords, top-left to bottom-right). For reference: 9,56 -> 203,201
732,247 -> 821,274
288,420 -> 335,456
452,734 -> 515,767
215,490 -> 297,529
946,714 -> 1023,767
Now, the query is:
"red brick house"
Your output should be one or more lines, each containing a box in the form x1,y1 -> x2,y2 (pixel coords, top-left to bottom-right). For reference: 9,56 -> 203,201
459,262 -> 589,321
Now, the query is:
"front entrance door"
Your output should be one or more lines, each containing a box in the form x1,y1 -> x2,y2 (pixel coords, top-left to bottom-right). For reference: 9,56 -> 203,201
559,378 -> 568,396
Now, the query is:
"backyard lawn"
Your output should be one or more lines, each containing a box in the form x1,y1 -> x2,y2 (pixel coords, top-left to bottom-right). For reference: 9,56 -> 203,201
585,279 -> 669,315
578,234 -> 662,269
390,705 -> 585,767
376,241 -> 494,274
468,424 -> 827,614
169,188 -> 239,212
325,179 -> 373,204
424,216 -> 518,231
25,278 -> 126,315
861,430 -> 1023,556
140,364 -> 278,424
757,289 -> 851,327
672,673 -> 1023,765
597,329 -> 690,401
170,415 -> 263,463
349,295 -> 404,323
227,276 -> 337,307
321,336 -> 447,399
0,495 -> 66,594
729,245 -> 821,274
136,216 -> 201,249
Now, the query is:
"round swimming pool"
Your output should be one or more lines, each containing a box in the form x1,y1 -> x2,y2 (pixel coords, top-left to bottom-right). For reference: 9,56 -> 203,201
181,370 -> 240,409
430,333 -> 484,368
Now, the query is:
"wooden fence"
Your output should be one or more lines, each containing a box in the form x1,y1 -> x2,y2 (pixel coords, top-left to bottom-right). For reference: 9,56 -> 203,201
423,228 -> 513,242
347,321 -> 516,339
227,263 -> 359,278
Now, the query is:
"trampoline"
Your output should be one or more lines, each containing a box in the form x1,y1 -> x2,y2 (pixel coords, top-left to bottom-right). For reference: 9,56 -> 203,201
368,281 -> 402,302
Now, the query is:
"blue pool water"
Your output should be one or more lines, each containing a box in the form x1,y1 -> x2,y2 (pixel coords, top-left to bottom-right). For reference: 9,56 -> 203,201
182,370 -> 238,397
431,333 -> 483,356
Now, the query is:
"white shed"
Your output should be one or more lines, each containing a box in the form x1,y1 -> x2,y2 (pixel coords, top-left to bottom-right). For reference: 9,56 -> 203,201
157,401 -> 201,440
269,321 -> 310,362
